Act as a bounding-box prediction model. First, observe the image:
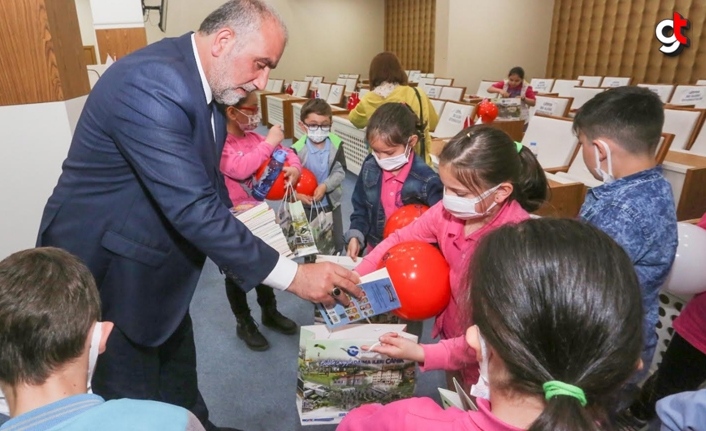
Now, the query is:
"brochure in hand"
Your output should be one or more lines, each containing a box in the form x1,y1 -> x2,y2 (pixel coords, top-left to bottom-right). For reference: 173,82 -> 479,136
315,268 -> 401,329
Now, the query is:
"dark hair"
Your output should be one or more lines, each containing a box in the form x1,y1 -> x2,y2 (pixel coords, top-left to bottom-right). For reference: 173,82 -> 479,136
470,218 -> 643,431
234,91 -> 258,108
300,98 -> 333,121
573,86 -> 664,154
366,103 -> 420,147
0,247 -> 101,386
199,0 -> 288,42
509,66 -> 525,79
369,52 -> 408,89
439,125 -> 548,212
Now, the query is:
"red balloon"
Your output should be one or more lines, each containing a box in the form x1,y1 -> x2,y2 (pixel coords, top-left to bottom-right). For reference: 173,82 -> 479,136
295,168 -> 318,196
383,204 -> 430,239
378,241 -> 451,320
476,100 -> 498,123
255,159 -> 290,200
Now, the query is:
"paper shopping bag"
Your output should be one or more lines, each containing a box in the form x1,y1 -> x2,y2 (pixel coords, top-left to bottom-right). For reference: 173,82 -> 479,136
286,199 -> 319,257
296,323 -> 418,426
309,203 -> 335,256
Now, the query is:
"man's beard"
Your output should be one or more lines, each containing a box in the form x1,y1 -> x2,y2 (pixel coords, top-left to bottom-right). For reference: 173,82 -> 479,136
210,49 -> 257,105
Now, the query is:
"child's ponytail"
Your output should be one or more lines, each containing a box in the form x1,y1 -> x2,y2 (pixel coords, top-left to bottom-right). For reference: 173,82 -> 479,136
514,145 -> 548,212
529,394 -> 601,431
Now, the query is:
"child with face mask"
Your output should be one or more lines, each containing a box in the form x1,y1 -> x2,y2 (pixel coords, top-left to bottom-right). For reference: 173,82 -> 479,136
344,103 -> 443,260
352,125 -> 548,387
0,248 -> 206,430
338,219 -> 645,431
219,92 -> 302,352
573,86 -> 677,413
292,99 -> 347,254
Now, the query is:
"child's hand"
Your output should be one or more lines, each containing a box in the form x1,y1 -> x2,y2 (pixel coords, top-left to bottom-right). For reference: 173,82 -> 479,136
347,238 -> 360,261
265,125 -> 284,146
313,184 -> 327,202
283,166 -> 300,186
297,193 -> 313,206
362,332 -> 425,363
500,90 -> 510,98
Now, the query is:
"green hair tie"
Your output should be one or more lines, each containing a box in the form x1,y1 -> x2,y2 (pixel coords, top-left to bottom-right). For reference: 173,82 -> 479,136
542,381 -> 587,407
515,141 -> 523,153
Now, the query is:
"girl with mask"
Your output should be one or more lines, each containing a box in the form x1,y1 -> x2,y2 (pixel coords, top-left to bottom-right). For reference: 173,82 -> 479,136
352,125 -> 548,387
344,103 -> 443,261
339,219 -> 644,431
219,91 -> 301,352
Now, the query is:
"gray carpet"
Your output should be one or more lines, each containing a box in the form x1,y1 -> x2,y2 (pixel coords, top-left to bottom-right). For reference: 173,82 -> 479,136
192,128 -> 445,430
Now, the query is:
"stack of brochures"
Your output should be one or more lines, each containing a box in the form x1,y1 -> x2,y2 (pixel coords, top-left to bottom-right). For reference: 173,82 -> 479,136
230,201 -> 293,257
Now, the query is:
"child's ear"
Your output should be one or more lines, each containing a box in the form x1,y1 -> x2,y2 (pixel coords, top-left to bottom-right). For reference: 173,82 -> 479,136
465,325 -> 482,362
494,182 -> 514,204
298,121 -> 308,133
593,139 -> 612,162
407,134 -> 419,148
226,106 -> 239,121
99,322 -> 114,354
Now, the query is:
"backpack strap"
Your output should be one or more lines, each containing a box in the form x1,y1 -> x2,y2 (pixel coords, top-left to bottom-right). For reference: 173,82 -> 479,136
412,86 -> 427,160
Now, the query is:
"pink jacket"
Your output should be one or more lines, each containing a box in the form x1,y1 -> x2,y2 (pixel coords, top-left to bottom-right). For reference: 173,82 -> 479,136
219,131 -> 301,205
420,336 -> 480,385
337,397 -> 524,431
356,200 -> 530,341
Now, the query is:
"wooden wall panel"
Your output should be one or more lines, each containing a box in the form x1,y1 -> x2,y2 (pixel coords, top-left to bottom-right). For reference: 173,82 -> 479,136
384,0 -> 435,73
547,0 -> 706,84
96,27 -> 148,64
0,0 -> 89,106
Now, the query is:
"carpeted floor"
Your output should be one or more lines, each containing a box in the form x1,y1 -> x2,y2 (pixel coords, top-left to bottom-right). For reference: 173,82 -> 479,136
192,128 -> 445,430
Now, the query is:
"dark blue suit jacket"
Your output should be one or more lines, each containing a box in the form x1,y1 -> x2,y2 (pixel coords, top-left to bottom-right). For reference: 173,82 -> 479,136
37,33 -> 280,346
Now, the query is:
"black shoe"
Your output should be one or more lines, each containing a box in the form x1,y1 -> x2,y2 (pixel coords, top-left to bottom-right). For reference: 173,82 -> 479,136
236,316 -> 269,351
261,306 -> 298,335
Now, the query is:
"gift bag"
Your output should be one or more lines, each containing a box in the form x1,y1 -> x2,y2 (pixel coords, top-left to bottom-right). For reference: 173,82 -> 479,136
278,184 -> 319,258
296,323 -> 418,425
309,202 -> 335,256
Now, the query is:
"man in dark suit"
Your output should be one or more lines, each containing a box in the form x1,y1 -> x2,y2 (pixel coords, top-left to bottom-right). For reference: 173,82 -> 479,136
36,1 -> 360,430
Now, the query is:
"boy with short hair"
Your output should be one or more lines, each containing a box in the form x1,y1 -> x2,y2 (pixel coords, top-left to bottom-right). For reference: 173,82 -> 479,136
292,98 -> 347,253
0,248 -> 205,431
573,86 -> 678,407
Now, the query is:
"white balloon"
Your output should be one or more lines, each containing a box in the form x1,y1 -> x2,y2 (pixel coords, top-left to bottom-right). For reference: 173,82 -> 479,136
662,222 -> 706,296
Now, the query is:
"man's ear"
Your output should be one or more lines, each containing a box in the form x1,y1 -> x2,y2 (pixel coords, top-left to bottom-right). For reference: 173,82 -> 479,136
210,27 -> 235,57
465,325 -> 482,362
99,322 -> 114,354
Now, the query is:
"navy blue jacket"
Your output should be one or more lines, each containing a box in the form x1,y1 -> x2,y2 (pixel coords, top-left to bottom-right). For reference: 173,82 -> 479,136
37,33 -> 279,346
345,153 -> 443,249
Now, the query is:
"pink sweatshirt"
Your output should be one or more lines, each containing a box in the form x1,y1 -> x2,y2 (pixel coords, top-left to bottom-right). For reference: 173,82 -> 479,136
355,200 -> 529,385
338,397 -> 523,431
220,131 -> 301,205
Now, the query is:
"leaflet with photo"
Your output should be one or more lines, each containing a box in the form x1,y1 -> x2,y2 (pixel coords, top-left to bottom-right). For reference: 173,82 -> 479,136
315,268 -> 401,329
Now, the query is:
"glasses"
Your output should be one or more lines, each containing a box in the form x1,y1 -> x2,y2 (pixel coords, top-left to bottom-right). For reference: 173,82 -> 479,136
304,124 -> 331,132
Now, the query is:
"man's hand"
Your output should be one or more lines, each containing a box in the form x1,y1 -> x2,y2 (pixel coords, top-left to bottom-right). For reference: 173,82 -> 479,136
312,184 -> 327,202
287,262 -> 362,308
362,332 -> 425,363
283,166 -> 301,186
265,125 -> 284,146
347,238 -> 360,262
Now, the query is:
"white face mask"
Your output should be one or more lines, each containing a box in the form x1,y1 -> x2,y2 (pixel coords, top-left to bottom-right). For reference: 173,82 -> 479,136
87,322 -> 102,393
470,332 -> 490,400
442,185 -> 500,220
237,110 -> 261,131
594,140 -> 615,183
308,128 -> 329,143
373,145 -> 412,171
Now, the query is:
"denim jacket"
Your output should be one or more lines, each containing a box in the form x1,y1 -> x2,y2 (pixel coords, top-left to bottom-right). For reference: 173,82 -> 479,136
345,153 -> 443,250
580,166 -> 678,371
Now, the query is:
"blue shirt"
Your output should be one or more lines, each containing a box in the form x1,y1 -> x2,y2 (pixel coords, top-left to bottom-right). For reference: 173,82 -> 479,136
580,166 -> 678,369
305,137 -> 331,207
0,394 -> 199,431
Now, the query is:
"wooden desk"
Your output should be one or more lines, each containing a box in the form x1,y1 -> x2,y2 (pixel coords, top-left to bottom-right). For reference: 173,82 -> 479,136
256,90 -> 281,125
265,94 -> 307,139
534,178 -> 586,219
664,151 -> 706,220
487,119 -> 525,142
